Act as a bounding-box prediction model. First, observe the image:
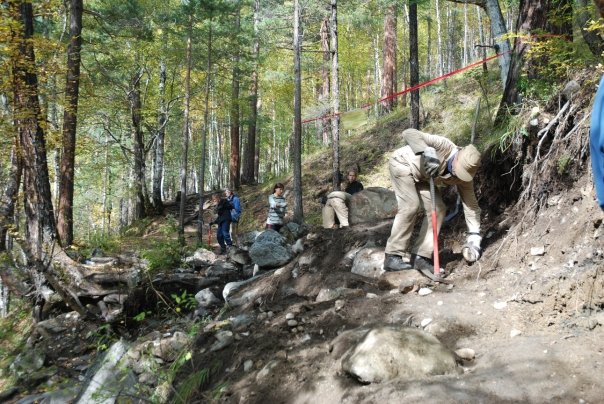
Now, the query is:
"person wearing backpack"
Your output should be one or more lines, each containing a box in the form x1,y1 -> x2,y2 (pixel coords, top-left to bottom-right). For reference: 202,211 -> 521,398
225,188 -> 242,246
209,192 -> 233,255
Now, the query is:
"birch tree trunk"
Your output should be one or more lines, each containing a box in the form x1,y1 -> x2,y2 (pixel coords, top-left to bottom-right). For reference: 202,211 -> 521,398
436,0 -> 444,76
463,2 -> 469,65
484,0 -> 511,86
381,4 -> 397,114
330,0 -> 341,192
292,0 -> 304,223
57,0 -> 83,246
179,15 -> 192,238
152,59 -> 167,211
197,17 -> 213,245
320,17 -> 331,145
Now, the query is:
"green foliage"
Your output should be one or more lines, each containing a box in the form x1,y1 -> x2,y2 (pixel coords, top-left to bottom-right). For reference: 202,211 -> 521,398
557,155 -> 571,175
171,290 -> 197,314
141,237 -> 183,273
173,369 -> 210,404
90,324 -> 117,352
81,231 -> 121,256
133,311 -> 151,322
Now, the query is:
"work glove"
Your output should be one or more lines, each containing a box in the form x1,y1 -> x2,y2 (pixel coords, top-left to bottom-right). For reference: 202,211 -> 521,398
462,233 -> 482,263
423,147 -> 440,177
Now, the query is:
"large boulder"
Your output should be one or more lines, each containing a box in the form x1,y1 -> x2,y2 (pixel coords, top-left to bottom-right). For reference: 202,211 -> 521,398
349,187 -> 397,225
340,326 -> 458,383
351,247 -> 386,279
249,230 -> 293,268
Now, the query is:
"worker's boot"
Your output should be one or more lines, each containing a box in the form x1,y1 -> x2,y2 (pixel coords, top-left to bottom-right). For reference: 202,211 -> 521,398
383,254 -> 413,271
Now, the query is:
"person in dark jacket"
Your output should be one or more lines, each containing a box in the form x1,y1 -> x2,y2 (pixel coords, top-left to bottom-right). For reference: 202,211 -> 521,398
322,170 -> 364,229
210,193 -> 233,254
225,188 -> 242,246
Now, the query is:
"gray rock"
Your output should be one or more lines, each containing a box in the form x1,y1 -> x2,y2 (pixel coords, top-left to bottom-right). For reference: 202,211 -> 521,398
351,247 -> 386,279
228,247 -> 251,265
341,326 -> 457,383
184,248 -> 217,267
195,288 -> 221,308
249,230 -> 293,268
349,187 -> 397,225
316,287 -> 363,303
210,331 -> 234,352
239,230 -> 261,248
77,339 -> 136,404
151,332 -> 190,362
9,348 -> 45,379
256,360 -> 280,381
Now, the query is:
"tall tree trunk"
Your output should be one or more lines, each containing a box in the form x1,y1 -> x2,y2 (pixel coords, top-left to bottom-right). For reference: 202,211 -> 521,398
197,16 -> 213,245
409,0 -> 420,129
292,0 -> 304,223
57,0 -> 83,247
477,5 -> 488,73
0,142 -> 22,251
463,2 -> 469,65
381,4 -> 397,114
10,0 -> 58,259
130,69 -> 146,221
436,0 -> 444,76
229,6 -> 242,190
179,15 -> 192,239
373,34 -> 381,118
152,59 -> 167,211
320,16 -> 331,145
497,0 -> 549,121
577,0 -> 604,56
330,0 -> 341,192
102,133 -> 110,234
426,16 -> 432,78
484,0 -> 511,86
242,0 -> 260,185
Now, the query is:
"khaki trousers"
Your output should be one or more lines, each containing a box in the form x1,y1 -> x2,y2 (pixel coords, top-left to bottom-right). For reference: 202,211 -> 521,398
385,158 -> 445,258
322,192 -> 350,228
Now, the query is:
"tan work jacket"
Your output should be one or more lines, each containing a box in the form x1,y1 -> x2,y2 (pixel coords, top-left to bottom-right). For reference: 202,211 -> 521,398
391,128 -> 481,233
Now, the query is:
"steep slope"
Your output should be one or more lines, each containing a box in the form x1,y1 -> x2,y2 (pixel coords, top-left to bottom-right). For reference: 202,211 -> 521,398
181,72 -> 604,403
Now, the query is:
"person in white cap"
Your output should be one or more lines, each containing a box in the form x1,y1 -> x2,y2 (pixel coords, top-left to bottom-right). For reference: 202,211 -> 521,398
383,128 -> 482,273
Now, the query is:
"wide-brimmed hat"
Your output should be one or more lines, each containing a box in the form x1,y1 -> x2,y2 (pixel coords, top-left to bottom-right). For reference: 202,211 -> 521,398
455,145 -> 481,182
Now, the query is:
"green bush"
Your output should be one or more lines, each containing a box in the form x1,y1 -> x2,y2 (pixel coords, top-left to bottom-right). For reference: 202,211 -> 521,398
141,238 -> 183,273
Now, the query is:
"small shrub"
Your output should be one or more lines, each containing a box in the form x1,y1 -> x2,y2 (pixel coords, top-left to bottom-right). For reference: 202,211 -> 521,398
558,155 -> 571,175
141,238 -> 183,273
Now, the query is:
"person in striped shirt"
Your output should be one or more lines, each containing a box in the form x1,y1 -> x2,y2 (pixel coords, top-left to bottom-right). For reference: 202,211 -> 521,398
266,183 -> 287,233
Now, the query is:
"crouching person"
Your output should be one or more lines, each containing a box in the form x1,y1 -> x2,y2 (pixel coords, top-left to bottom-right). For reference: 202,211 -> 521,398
322,170 -> 364,229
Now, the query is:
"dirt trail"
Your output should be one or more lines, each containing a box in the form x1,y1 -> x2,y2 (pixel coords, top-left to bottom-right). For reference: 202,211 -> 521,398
188,170 -> 603,403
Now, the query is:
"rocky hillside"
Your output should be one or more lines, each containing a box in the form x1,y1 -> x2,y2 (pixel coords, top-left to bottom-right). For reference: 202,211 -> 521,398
1,72 -> 603,403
